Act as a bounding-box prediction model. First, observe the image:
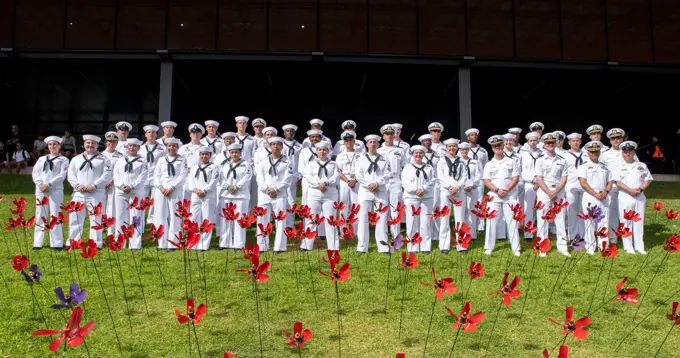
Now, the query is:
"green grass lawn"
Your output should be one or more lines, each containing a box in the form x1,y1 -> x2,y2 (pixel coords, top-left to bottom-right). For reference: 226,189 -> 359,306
1,174 -> 679,357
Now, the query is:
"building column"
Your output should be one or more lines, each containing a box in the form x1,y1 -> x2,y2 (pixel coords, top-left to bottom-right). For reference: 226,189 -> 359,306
158,61 -> 173,124
458,66 -> 472,139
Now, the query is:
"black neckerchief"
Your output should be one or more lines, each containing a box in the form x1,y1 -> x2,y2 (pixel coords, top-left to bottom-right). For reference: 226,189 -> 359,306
365,154 -> 380,174
145,144 -> 158,163
412,164 -> 427,180
568,151 -> 584,168
317,160 -> 330,177
236,135 -> 248,144
269,156 -> 283,176
307,148 -> 317,162
124,156 -> 140,172
470,147 -> 480,160
79,153 -> 99,171
284,141 -> 296,156
166,156 -> 178,177
444,156 -> 460,178
206,137 -> 218,153
465,158 -> 472,179
195,164 -> 210,181
424,152 -> 433,166
528,151 -> 542,168
503,151 -> 515,159
43,155 -> 60,172
227,161 -> 242,179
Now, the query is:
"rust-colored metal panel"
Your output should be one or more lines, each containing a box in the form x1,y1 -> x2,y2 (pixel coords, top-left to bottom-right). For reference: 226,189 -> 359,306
515,0 -> 561,59
467,0 -> 514,57
269,0 -> 317,51
0,0 -> 13,46
167,0 -> 216,50
117,0 -> 165,49
652,0 -> 680,63
319,0 -> 366,53
419,0 -> 465,55
561,0 -> 607,60
369,0 -> 417,54
65,0 -> 115,49
219,0 -> 266,50
15,0 -> 65,49
607,0 -> 652,62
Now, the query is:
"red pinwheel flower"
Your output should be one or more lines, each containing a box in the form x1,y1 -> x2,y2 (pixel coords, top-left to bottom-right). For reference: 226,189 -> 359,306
258,222 -> 273,237
665,209 -> 679,220
118,224 -> 135,241
333,201 -> 345,212
342,226 -> 354,241
401,252 -> 419,270
60,201 -> 85,214
664,234 -> 680,253
403,232 -> 423,246
490,272 -> 521,307
542,345 -> 568,358
429,206 -> 443,221
200,219 -> 214,234
548,306 -> 591,340
106,234 -> 125,252
472,201 -> 497,220
170,231 -> 200,250
523,221 -> 538,235
321,249 -> 340,265
511,203 -> 526,223
653,202 -> 664,212
445,302 -> 485,332
368,211 -> 380,227
346,212 -> 359,226
439,205 -> 450,218
36,197 -> 49,207
396,354 -> 406,358
612,223 -> 633,239
236,244 -> 270,282
420,268 -> 456,300
220,203 -> 239,222
623,210 -> 641,222
373,202 -> 389,215
600,242 -> 619,258
392,201 -> 406,215
68,239 -> 83,254
126,197 -> 140,211
528,237 -> 551,254
11,197 -> 27,215
468,261 -> 485,280
138,197 -> 154,211
328,215 -> 345,228
146,224 -> 164,242
175,199 -> 192,219
350,203 -> 361,216
79,239 -> 98,258
283,321 -> 313,348
298,204 -> 312,219
12,255 -> 29,271
5,217 -> 19,231
615,277 -> 639,304
318,256 -> 351,284
48,213 -> 67,231
88,202 -> 103,217
483,194 -> 494,203
541,207 -> 557,223
284,226 -> 298,240
274,211 -> 287,221
252,206 -> 268,217
91,215 -> 116,231
310,214 -> 325,227
237,212 -> 257,229
449,198 -> 463,207
666,302 -> 680,325
224,352 -> 234,358
553,198 -> 569,212
287,203 -> 300,215
175,298 -> 207,325
387,215 -> 401,226
32,306 -> 96,352
242,242 -> 257,260
595,227 -> 609,239
534,200 -> 544,211
298,227 -> 317,241
411,205 -> 422,217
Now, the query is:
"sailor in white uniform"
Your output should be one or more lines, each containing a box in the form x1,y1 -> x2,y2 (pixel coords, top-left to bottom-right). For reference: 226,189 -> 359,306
302,118 -> 331,148
437,138 -> 466,252
138,125 -> 166,224
201,119 -> 224,155
419,134 -> 441,241
600,128 -> 631,242
458,142 -> 482,244
188,146 -> 219,251
298,129 -> 322,207
402,145 -> 436,253
218,143 -> 253,250
157,121 -> 183,147
332,120 -> 366,157
336,131 -> 362,233
563,133 -> 585,242
393,123 -> 411,154
519,131 -> 543,241
578,141 -> 613,254
213,131 -> 237,240
67,135 -> 113,248
428,122 -> 447,157
153,138 -> 188,250
101,132 -> 124,236
379,124 -> 409,238
612,141 -> 652,254
178,123 -> 204,199
465,128 -> 489,231
253,126 -> 278,163
282,124 -> 303,228
112,138 -> 147,249
252,118 -> 267,151
114,121 -> 132,152
32,136 -> 69,249
234,116 -> 257,209
585,125 -> 610,152
355,135 -> 391,253
554,131 -> 567,156
509,127 -> 522,153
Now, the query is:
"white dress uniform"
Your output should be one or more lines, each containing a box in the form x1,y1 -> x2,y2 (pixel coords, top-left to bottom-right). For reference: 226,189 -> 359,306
178,142 -> 202,200
113,154 -> 148,249
255,152 -> 293,251
213,149 -> 231,243
153,153 -> 188,249
115,140 -> 129,153
423,148 -> 441,239
138,141 -> 166,223
158,136 -> 183,147
563,147 -> 586,241
577,143 -> 613,254
187,157 -> 220,250
394,139 -> 411,155
482,144 -> 521,255
219,155 -> 253,249
612,143 -> 652,253
499,148 -> 522,237
67,150 -> 113,247
378,141 -> 408,238
201,135 -> 224,156
283,138 -> 303,227
467,141 -> 489,231
336,149 -> 362,232
303,157 -> 341,250
332,139 -> 366,157
32,151 -> 69,248
302,135 -> 331,148
401,156 -> 436,252
355,148 -> 392,253
101,147 -> 124,236
534,148 -> 568,254
235,133 -> 257,210
519,146 -> 543,239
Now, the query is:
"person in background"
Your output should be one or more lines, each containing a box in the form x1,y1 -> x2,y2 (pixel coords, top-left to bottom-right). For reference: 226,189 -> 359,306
31,134 -> 47,162
645,137 -> 666,174
4,142 -> 31,174
61,130 -> 77,158
32,136 -> 69,249
5,124 -> 22,162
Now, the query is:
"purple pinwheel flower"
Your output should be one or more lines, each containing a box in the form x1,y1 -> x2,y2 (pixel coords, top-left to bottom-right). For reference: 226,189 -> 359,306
51,283 -> 88,309
570,234 -> 586,252
132,216 -> 141,228
588,205 -> 604,224
21,264 -> 42,283
380,233 -> 404,254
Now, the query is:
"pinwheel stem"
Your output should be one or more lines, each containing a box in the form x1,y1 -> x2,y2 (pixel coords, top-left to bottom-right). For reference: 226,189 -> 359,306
153,247 -> 167,295
448,324 -> 462,358
398,268 -> 408,339
114,251 -> 133,334
129,249 -> 149,316
483,298 -> 505,357
104,249 -> 117,297
196,250 -> 208,307
630,249 -> 658,282
188,249 -> 194,297
556,247 -> 589,291
293,246 -> 301,293
1,230 -> 11,259
549,334 -> 569,356
0,267 -> 9,294
335,281 -> 342,358
384,251 -> 393,314
67,251 -> 74,283
601,258 -> 615,304
351,248 -> 364,291
588,294 -> 616,316
422,296 -> 437,358
586,258 -> 607,314
29,284 -> 48,328
36,280 -> 68,323
73,251 -> 82,288
12,230 -> 24,256
654,321 -> 676,357
253,279 -> 264,358
90,257 -> 123,355
22,228 -> 29,260
547,254 -> 570,304
82,337 -> 92,358
462,277 -> 473,303
49,247 -> 57,287
183,249 -> 189,299
519,253 -> 538,320
305,250 -> 319,311
633,251 -> 670,321
615,287 -> 680,352
192,322 -> 202,358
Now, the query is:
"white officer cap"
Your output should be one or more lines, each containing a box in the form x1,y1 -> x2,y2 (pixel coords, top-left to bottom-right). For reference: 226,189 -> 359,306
310,118 -> 324,126
188,123 -> 205,134
268,136 -> 284,144
541,132 -> 558,144
458,142 -> 470,149
83,135 -> 102,143
221,132 -> 236,139
529,122 -> 544,131
127,138 -> 143,146
503,133 -> 516,140
104,131 -> 120,141
252,118 -> 266,127
621,141 -> 637,151
44,136 -> 62,144
428,122 -> 444,132
443,138 -> 460,145
315,141 -> 332,150
282,124 -> 298,131
227,143 -> 242,151
525,131 -> 540,140
418,134 -> 434,142
583,141 -> 603,152
567,133 -> 582,140
165,138 -> 181,145
586,124 -> 603,135
465,128 -> 479,136
606,128 -> 625,139
487,135 -> 504,146
392,123 -> 403,130
143,124 -> 159,132
554,130 -> 566,140
341,131 -> 357,140
235,116 -> 249,124
198,146 -> 212,154
411,145 -> 426,153
380,124 -> 395,134
204,120 -> 219,127
263,126 -> 278,135
161,121 -> 178,128
116,121 -> 132,131
508,127 -> 522,134
341,120 -> 356,129
364,134 -> 381,142
307,129 -> 323,137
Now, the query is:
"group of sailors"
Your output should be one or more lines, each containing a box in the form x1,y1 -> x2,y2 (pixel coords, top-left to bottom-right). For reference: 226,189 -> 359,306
31,118 -> 652,257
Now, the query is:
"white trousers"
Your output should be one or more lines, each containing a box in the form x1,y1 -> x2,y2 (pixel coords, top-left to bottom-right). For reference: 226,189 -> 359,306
517,181 -> 525,213
114,191 -> 145,249
105,186 -> 116,236
301,182 -> 326,236
536,189 -> 568,253
437,190 -> 460,250
285,180 -> 299,228
405,197 -> 434,252
608,187 -> 620,239
476,185 -> 485,231
339,180 -> 359,233
357,195 -> 390,253
618,191 -> 646,252
484,198 -> 520,254
464,187 -> 480,242
523,184 -> 538,238
565,185 -> 585,241
68,193 -> 105,247
145,185 -> 155,223
190,194 -> 216,250
387,180 -> 403,239
33,190 -> 64,248
218,198 -> 249,249
153,187 -> 184,249
304,191 -> 340,251
432,183 -> 440,241
249,176 -> 258,211
581,193 -> 609,254
258,195 -> 288,252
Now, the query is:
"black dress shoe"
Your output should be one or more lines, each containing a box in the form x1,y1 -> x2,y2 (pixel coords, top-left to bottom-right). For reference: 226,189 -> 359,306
234,248 -> 242,252
299,248 -> 307,252
441,250 -> 449,254
357,251 -> 365,255
382,252 -> 390,256
33,247 -> 42,251
422,251 -> 431,255
274,251 -> 283,255
459,249 -> 468,254
217,247 -> 226,251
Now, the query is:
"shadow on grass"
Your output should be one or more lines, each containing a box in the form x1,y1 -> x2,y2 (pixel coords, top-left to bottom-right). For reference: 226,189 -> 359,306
402,337 -> 420,347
